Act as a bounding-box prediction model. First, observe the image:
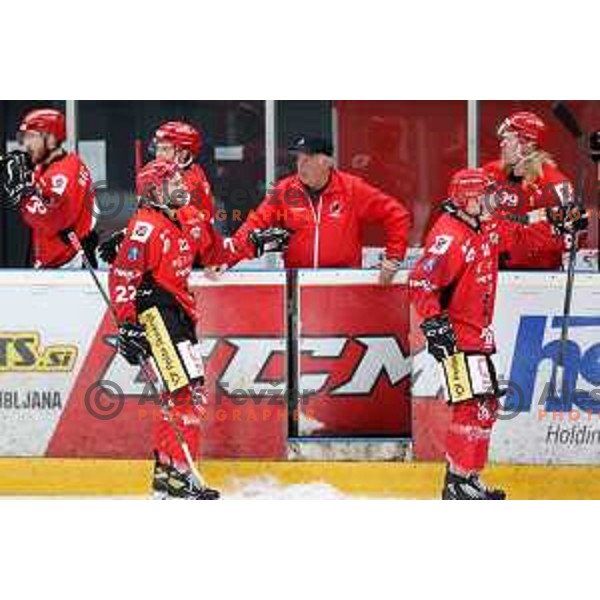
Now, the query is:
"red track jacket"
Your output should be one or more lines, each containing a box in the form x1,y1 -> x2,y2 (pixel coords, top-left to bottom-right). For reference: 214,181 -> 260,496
229,169 -> 410,268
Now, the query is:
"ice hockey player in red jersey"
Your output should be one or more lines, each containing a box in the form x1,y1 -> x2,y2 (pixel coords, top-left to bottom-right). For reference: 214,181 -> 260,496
228,136 -> 411,284
153,120 -> 215,221
15,108 -> 97,268
109,157 -> 228,499
99,121 -> 218,267
483,111 -> 574,269
409,168 -> 587,500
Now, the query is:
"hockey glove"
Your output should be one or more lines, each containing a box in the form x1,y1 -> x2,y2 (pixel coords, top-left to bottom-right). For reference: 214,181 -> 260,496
420,314 -> 458,363
0,150 -> 34,207
546,205 -> 589,236
249,227 -> 291,257
98,229 -> 126,264
117,322 -> 151,366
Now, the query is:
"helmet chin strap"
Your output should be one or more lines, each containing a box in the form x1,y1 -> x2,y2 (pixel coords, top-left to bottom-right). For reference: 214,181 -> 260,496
177,151 -> 193,169
143,197 -> 178,220
143,188 -> 190,216
40,135 -> 62,166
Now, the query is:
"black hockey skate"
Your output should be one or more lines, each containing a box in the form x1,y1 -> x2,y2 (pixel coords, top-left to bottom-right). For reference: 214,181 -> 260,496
442,469 -> 506,500
164,466 -> 221,500
151,453 -> 220,500
151,453 -> 170,500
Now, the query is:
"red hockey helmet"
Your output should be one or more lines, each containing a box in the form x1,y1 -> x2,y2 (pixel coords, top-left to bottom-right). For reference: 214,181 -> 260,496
19,108 -> 66,143
448,168 -> 491,208
136,158 -> 180,198
497,111 -> 546,145
154,121 -> 202,158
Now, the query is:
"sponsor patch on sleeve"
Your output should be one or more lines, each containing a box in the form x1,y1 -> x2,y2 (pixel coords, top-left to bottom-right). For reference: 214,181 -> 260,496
429,234 -> 453,255
130,221 -> 154,243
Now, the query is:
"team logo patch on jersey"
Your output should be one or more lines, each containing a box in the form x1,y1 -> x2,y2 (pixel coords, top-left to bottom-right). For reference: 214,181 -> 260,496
50,174 -> 68,196
429,234 -> 453,255
127,246 -> 140,261
179,239 -> 190,252
422,257 -> 439,273
330,200 -> 342,216
131,221 -> 154,243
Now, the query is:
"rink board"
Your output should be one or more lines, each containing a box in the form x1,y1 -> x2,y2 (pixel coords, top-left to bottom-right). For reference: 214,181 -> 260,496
0,270 -> 410,459
412,272 -> 600,465
297,270 -> 411,437
2,270 -> 600,465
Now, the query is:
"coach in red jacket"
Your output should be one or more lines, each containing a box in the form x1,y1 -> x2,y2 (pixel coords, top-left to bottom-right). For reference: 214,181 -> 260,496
228,136 -> 411,284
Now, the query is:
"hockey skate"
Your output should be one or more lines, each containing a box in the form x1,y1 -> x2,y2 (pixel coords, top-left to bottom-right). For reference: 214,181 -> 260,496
163,464 -> 220,500
151,453 -> 220,500
151,453 -> 170,500
442,468 -> 506,500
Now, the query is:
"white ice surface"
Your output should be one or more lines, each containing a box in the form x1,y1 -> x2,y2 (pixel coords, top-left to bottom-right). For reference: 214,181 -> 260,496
223,476 -> 353,499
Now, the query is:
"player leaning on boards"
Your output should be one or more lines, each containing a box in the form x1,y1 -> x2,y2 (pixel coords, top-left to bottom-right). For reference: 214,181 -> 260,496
108,158 -> 232,500
226,136 -> 411,283
483,111 -> 574,270
409,168 -> 587,500
0,108 -> 97,268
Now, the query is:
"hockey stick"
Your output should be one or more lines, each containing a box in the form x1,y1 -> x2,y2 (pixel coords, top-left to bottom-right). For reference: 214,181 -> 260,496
550,101 -> 587,402
135,139 -> 143,176
67,231 -> 207,488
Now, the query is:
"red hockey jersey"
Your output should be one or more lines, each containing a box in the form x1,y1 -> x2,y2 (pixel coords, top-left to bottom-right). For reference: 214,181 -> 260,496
482,159 -> 572,269
109,204 -> 227,325
183,163 -> 215,221
409,206 -> 559,353
20,152 -> 95,268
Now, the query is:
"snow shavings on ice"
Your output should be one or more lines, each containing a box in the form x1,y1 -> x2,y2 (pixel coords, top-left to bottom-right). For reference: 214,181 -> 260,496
223,476 -> 353,499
